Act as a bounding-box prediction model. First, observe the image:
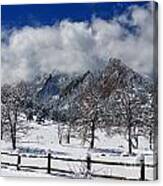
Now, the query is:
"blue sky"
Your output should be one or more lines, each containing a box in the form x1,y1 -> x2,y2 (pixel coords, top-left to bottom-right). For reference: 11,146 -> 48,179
2,2 -> 149,29
1,1 -> 155,84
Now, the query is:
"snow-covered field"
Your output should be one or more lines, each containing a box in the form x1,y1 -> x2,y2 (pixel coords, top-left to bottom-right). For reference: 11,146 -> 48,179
1,118 -> 156,180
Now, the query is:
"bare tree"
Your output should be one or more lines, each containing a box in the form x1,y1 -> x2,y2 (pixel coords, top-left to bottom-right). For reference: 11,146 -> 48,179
104,87 -> 155,155
73,73 -> 103,149
1,82 -> 27,149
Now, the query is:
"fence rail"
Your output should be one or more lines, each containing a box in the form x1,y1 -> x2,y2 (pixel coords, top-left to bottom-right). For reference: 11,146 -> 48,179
1,151 -> 157,180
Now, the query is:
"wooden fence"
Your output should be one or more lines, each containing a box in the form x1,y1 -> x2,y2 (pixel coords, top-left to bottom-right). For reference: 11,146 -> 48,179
1,152 -> 157,180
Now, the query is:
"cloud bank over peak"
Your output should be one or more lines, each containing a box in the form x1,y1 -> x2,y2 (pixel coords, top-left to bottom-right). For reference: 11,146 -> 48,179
1,3 -> 154,84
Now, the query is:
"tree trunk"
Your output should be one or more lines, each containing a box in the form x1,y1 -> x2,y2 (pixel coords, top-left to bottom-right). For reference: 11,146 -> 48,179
90,121 -> 95,149
11,124 -> 16,150
12,134 -> 16,150
11,111 -> 18,150
8,110 -> 17,150
59,135 -> 62,145
149,130 -> 153,150
67,129 -> 70,144
13,111 -> 18,150
1,127 -> 3,140
135,136 -> 139,149
128,124 -> 132,155
66,122 -> 71,144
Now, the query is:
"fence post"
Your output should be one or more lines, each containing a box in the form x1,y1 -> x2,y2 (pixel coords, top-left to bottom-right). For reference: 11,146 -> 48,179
47,153 -> 51,174
17,154 -> 21,171
86,153 -> 91,178
140,154 -> 145,181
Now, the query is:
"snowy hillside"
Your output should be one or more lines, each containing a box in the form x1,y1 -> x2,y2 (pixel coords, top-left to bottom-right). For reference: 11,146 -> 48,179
1,116 -> 156,180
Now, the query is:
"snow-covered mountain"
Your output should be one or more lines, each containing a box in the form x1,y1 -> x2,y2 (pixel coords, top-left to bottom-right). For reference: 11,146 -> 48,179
2,58 -> 154,122
99,59 -> 154,97
59,58 -> 154,101
26,59 -> 154,119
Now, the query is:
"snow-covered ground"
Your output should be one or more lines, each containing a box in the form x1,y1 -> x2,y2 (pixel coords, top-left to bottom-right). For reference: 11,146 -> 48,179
0,169 -> 53,178
1,118 -> 156,180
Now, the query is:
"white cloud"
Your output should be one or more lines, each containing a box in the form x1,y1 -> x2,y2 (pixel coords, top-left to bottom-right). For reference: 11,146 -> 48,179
1,3 -> 154,84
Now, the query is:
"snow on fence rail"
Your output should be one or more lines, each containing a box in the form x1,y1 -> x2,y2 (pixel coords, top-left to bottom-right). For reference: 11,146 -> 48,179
1,151 -> 157,180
